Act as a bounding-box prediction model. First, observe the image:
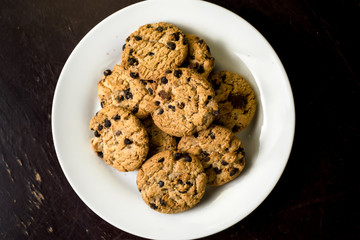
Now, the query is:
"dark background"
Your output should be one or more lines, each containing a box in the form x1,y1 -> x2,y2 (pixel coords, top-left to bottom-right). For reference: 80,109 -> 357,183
1,0 -> 359,239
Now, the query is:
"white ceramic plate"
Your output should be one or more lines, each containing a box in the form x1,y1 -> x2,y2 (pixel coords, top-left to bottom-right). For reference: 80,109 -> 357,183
52,0 -> 295,239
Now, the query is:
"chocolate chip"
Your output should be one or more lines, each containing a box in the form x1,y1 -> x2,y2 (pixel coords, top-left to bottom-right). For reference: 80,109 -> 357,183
178,102 -> 185,109
177,179 -> 183,184
94,131 -> 100,137
232,125 -> 240,133
174,153 -> 182,160
168,105 -> 175,112
116,95 -> 124,102
115,130 -> 122,136
236,147 -> 244,154
140,80 -> 147,85
124,88 -> 133,99
184,155 -> 192,162
206,45 -> 210,52
160,77 -> 168,84
214,167 -> 222,174
209,131 -> 215,139
165,70 -> 172,74
103,69 -> 112,76
230,168 -> 239,176
122,44 -> 126,50
150,203 -> 158,209
194,189 -> 198,196
128,57 -> 138,66
230,94 -> 247,109
213,110 -> 220,116
221,160 -> 229,166
158,90 -> 170,100
126,36 -> 130,42
134,35 -> 142,41
186,77 -> 191,82
129,49 -> 134,56
148,52 -> 154,56
179,190 -> 188,193
97,124 -> 103,131
221,74 -> 226,81
197,39 -> 204,44
155,26 -> 163,32
97,151 -> 103,158
159,199 -> 166,206
146,24 -> 152,28
158,157 -> 165,163
155,101 -> 160,106
112,114 -> 120,121
130,72 -> 139,78
193,132 -> 199,138
186,181 -> 193,186
132,107 -> 138,114
167,42 -> 176,50
213,82 -> 220,90
158,109 -> 164,115
148,88 -> 153,95
197,65 -> 205,74
189,55 -> 195,60
124,138 -> 133,145
158,181 -> 164,187
183,38 -> 188,45
172,32 -> 180,41
174,69 -> 182,78
104,119 -> 111,128
100,101 -> 105,108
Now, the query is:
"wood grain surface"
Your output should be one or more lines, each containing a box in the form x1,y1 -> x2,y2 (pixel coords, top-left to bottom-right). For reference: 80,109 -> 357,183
0,0 -> 359,239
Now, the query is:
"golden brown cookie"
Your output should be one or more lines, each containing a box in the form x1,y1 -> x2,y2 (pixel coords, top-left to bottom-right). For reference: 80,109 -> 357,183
141,117 -> 177,157
120,22 -> 188,81
181,34 -> 215,79
136,150 -> 207,214
89,105 -> 149,172
178,125 -> 245,186
152,68 -> 218,137
97,65 -> 157,119
209,71 -> 256,133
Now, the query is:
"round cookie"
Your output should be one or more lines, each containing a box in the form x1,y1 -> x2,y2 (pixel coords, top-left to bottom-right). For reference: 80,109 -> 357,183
89,105 -> 149,172
120,22 -> 188,81
152,68 -> 218,137
136,150 -> 207,214
141,117 -> 177,157
209,71 -> 256,133
181,34 -> 215,79
97,65 -> 157,119
178,125 -> 245,186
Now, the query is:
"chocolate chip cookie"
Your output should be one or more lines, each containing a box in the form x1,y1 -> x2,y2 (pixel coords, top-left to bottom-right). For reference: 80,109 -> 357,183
181,34 -> 215,79
209,71 -> 256,133
120,22 -> 188,81
178,125 -> 245,186
89,105 -> 149,172
152,68 -> 218,137
141,117 -> 177,157
97,65 -> 157,119
136,150 -> 207,214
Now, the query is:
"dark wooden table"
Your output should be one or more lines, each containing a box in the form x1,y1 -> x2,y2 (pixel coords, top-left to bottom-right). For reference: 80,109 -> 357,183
1,0 -> 359,239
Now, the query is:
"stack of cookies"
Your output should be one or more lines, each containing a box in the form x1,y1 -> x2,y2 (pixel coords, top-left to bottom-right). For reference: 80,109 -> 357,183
89,22 -> 257,214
